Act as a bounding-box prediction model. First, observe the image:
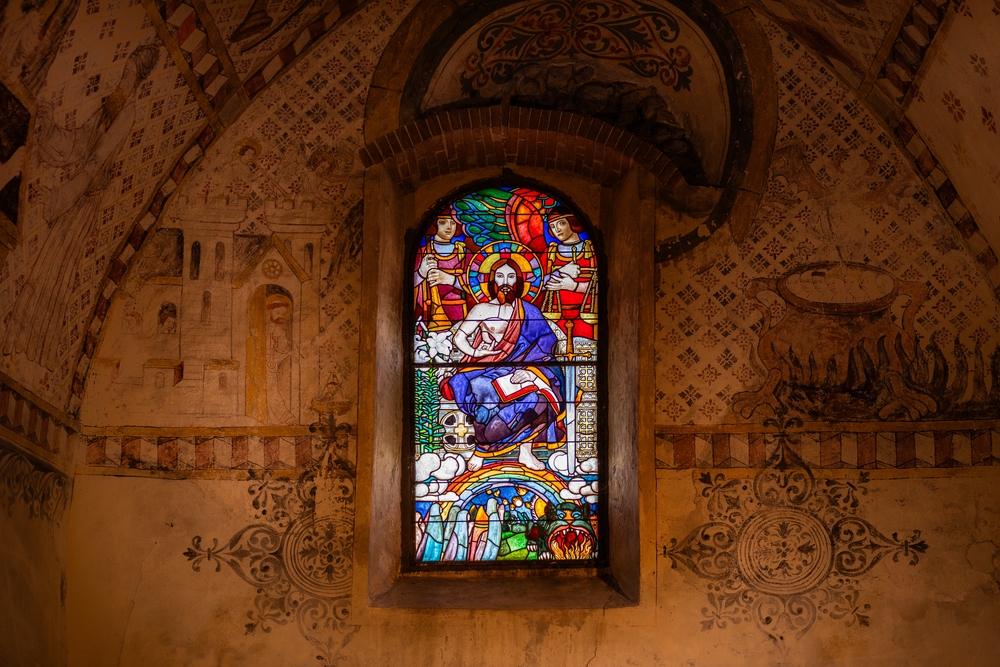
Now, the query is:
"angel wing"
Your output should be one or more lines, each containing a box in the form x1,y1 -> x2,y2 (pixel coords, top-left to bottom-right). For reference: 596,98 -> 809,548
451,188 -> 511,248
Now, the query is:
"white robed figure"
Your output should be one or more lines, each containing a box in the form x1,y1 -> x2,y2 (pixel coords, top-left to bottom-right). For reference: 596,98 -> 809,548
2,43 -> 160,370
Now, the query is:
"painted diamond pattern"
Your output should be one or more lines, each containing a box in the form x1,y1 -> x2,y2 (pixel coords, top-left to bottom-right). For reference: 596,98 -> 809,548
654,16 -> 1000,425
0,1 -> 204,406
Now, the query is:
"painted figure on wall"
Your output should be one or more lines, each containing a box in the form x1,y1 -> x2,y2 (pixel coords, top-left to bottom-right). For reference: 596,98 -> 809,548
414,214 -> 470,332
225,137 -> 272,203
246,285 -> 296,425
0,0 -> 83,93
1,43 -> 160,371
121,295 -> 142,334
289,139 -> 360,205
411,186 -> 600,563
157,302 -> 177,334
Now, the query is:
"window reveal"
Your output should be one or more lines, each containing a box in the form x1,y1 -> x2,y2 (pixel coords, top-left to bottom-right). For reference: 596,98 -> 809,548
411,186 -> 600,564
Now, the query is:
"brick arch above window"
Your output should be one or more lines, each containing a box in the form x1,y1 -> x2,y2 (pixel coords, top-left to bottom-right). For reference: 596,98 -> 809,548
359,103 -> 686,193
365,0 -> 778,265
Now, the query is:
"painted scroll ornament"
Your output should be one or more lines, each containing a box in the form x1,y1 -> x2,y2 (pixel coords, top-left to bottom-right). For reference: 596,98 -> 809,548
665,436 -> 928,642
184,405 -> 358,664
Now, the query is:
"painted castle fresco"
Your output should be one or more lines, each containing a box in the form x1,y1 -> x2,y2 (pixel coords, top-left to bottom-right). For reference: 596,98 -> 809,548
73,1 -> 409,430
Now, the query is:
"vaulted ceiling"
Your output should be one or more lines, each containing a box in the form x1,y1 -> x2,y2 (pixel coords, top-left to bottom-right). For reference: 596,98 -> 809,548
0,0 -> 996,423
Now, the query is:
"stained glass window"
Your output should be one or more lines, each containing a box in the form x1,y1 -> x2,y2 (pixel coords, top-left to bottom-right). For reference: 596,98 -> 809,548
410,186 -> 601,564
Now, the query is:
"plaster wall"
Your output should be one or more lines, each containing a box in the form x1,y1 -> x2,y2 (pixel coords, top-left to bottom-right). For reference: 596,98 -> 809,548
63,470 -> 1000,666
2,0 -> 1000,664
905,0 -> 1000,257
0,445 -> 69,667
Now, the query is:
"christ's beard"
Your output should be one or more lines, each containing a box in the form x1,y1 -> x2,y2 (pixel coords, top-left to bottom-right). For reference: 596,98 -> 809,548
496,285 -> 514,304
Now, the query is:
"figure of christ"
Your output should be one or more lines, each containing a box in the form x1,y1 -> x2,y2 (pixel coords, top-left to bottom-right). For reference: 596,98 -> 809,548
541,208 -> 596,340
414,215 -> 470,332
441,259 -> 565,472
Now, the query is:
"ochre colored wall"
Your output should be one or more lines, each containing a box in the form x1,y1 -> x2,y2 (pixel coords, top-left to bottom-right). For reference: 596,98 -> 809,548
1,0 -> 1000,664
0,447 -> 69,667
63,471 -> 1000,665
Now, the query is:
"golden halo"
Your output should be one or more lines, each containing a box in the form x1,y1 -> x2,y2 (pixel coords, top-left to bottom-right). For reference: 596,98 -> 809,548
466,241 -> 543,303
477,249 -> 535,277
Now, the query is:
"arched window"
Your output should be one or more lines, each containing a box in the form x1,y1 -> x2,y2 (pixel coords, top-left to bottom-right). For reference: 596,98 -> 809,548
190,241 -> 201,280
201,291 -> 211,324
214,242 -> 226,280
304,243 -> 314,275
409,185 -> 601,564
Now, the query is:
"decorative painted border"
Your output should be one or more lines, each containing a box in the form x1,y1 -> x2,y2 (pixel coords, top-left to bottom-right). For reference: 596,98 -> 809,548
656,428 -> 1000,469
156,0 -> 233,106
894,116 -> 1000,298
82,428 -> 1000,473
242,0 -> 358,98
877,0 -> 951,101
84,434 -> 327,470
0,445 -> 70,521
0,377 -> 75,459
839,0 -> 1000,300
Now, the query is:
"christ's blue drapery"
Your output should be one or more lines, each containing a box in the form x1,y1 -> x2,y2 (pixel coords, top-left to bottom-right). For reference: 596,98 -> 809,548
442,299 -> 564,455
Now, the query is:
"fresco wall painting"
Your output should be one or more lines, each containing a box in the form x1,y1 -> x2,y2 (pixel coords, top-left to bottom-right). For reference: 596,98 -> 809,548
79,0 -> 413,431
2,0 -> 1000,662
0,0 -> 207,409
184,410 -> 357,663
418,0 -> 733,188
906,0 -> 1000,263
654,15 -> 1000,430
666,440 -> 928,643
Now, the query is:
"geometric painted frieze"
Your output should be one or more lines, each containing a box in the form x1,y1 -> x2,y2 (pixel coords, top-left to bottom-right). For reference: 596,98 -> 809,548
84,428 -> 1000,472
656,428 -> 1000,470
86,434 -> 327,470
0,380 -> 74,458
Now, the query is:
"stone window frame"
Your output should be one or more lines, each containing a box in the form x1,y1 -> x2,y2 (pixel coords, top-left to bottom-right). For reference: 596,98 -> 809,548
355,0 -> 775,609
359,163 -> 652,608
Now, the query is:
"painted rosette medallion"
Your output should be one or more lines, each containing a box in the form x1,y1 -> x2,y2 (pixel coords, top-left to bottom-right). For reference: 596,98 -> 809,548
282,513 -> 354,598
736,508 -> 833,596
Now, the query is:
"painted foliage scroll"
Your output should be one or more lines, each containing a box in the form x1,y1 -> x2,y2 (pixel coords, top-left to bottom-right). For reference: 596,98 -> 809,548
411,186 -> 600,563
